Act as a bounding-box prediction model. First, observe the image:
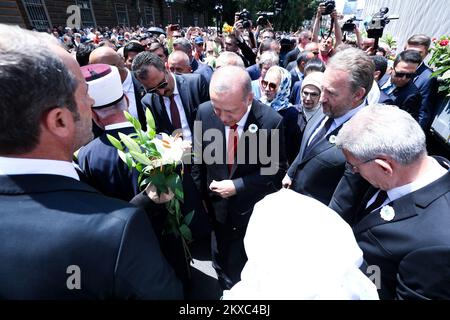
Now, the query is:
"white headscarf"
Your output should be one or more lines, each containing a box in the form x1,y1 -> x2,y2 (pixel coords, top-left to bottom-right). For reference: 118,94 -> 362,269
222,189 -> 379,300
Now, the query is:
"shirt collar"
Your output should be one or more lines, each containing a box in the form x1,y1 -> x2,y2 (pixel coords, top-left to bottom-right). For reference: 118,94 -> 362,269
332,100 -> 366,129
236,104 -> 252,128
104,122 -> 134,131
171,73 -> 179,95
387,157 -> 448,202
0,157 -> 79,181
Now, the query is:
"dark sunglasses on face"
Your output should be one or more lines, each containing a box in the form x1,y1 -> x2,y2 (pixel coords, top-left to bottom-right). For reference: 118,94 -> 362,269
394,69 -> 415,79
146,74 -> 168,94
261,80 -> 277,91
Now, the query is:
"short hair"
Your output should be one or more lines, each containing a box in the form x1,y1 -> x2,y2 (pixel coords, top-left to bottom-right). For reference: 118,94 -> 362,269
394,50 -> 422,68
327,47 -> 374,97
296,50 -> 313,66
0,25 -> 78,155
258,38 -> 277,55
76,43 -> 96,66
131,51 -> 165,80
123,42 -> 145,59
299,30 -> 311,40
258,51 -> 279,68
215,51 -> 245,69
335,104 -> 426,165
147,41 -> 168,57
371,55 -> 388,78
407,34 -> 431,50
173,38 -> 192,54
92,96 -> 128,119
304,58 -> 326,75
211,65 -> 252,100
168,50 -> 190,66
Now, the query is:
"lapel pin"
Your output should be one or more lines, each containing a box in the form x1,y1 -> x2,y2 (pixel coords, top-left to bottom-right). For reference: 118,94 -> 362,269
328,135 -> 337,144
248,123 -> 258,133
380,205 -> 395,221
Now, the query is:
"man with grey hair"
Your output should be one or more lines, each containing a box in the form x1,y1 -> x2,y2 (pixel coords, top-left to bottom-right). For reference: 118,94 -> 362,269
173,37 -> 213,83
283,47 -> 374,206
191,66 -> 287,289
0,24 -> 182,299
334,104 -> 450,300
167,50 -> 192,74
215,51 -> 246,69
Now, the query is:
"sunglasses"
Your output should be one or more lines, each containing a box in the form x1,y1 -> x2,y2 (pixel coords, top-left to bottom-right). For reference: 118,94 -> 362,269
394,70 -> 415,79
146,74 -> 168,94
261,80 -> 278,91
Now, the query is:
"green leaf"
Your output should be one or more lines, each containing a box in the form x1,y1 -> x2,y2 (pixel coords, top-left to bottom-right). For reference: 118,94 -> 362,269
183,210 -> 195,226
442,69 -> 450,80
125,152 -> 136,169
130,150 -> 154,166
179,224 -> 192,242
124,111 -> 142,132
151,172 -> 168,192
166,173 -> 184,201
117,150 -> 128,166
118,132 -> 141,154
107,134 -> 124,151
145,108 -> 156,132
139,176 -> 152,189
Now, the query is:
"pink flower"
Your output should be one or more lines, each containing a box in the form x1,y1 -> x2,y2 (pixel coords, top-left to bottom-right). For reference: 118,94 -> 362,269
439,39 -> 449,46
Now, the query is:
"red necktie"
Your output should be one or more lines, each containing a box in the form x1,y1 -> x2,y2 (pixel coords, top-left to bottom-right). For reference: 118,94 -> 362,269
169,95 -> 182,130
227,124 -> 238,173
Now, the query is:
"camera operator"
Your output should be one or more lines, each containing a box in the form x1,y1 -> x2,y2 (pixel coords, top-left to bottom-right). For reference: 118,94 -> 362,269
312,2 -> 342,64
227,17 -> 257,68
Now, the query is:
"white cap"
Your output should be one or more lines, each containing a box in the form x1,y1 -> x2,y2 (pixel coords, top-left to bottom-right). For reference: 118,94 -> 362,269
80,64 -> 124,108
301,71 -> 324,93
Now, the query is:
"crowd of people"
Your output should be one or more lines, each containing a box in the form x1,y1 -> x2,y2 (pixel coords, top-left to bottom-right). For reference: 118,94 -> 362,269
0,2 -> 449,300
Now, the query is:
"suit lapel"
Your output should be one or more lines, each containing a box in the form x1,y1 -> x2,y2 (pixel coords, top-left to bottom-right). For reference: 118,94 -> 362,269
176,75 -> 194,130
300,124 -> 341,164
299,109 -> 324,160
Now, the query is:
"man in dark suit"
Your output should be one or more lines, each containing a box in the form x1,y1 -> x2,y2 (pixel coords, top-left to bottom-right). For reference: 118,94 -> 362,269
334,105 -> 450,300
77,64 -> 140,202
0,25 -> 182,299
386,50 -> 422,122
89,46 -> 148,130
282,47 -> 374,205
371,56 -> 394,104
132,52 -> 209,143
191,66 -> 287,289
406,34 -> 437,130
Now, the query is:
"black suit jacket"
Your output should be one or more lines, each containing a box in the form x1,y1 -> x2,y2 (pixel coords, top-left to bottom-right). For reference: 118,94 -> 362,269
141,73 -> 209,137
414,63 -> 437,129
191,99 -> 287,226
352,160 -> 450,299
0,174 -> 182,299
132,73 -> 148,131
287,109 -> 354,205
77,126 -> 139,202
391,81 -> 422,122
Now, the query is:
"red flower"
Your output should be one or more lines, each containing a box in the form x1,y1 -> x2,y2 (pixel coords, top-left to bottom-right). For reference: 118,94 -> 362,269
439,39 -> 449,46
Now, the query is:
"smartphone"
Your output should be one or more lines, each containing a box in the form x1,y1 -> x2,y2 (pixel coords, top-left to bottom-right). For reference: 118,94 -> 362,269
170,24 -> 180,31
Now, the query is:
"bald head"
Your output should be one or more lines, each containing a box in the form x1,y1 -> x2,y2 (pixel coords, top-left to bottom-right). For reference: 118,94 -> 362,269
89,46 -> 127,81
215,51 -> 245,69
167,50 -> 192,74
211,66 -> 252,100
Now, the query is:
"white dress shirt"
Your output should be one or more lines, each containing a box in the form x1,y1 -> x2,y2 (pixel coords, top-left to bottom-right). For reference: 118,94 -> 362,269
224,104 -> 252,147
122,70 -> 138,119
162,74 -> 192,142
0,157 -> 79,181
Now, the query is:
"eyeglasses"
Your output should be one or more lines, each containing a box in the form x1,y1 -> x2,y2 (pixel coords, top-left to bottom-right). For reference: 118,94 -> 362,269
261,80 -> 278,91
393,69 -> 415,79
312,51 -> 319,55
146,74 -> 168,94
302,90 -> 320,98
345,158 -> 376,173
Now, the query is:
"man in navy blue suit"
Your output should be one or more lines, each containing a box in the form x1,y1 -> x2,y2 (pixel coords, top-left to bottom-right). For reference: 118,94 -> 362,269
405,34 -> 437,130
0,24 -> 181,299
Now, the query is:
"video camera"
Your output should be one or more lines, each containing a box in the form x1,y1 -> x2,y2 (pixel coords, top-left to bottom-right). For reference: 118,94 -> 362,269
321,0 -> 335,15
256,11 -> 274,26
365,7 -> 399,39
238,9 -> 252,29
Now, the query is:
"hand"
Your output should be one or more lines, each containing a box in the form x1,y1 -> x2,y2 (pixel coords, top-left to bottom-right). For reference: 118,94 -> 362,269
233,21 -> 243,37
209,179 -> 236,199
145,184 -> 174,204
317,4 -> 325,17
282,175 -> 292,189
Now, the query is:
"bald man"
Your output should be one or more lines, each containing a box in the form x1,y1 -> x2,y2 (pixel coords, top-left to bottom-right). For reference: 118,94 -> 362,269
89,47 -> 147,129
215,51 -> 246,69
167,50 -> 192,74
191,66 -> 287,289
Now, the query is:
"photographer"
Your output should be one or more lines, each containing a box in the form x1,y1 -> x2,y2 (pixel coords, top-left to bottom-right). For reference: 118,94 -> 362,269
227,17 -> 257,67
312,2 -> 342,64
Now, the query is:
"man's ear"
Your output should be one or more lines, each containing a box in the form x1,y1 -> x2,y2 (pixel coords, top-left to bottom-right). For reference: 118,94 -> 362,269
353,87 -> 366,103
43,107 -> 74,138
374,158 -> 394,176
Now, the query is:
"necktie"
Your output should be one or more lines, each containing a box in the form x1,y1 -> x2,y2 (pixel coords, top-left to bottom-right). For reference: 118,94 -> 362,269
305,117 -> 333,154
363,190 -> 389,215
169,95 -> 182,130
227,124 -> 238,173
